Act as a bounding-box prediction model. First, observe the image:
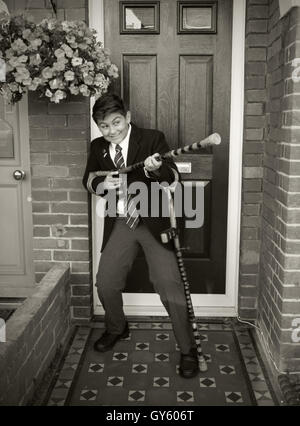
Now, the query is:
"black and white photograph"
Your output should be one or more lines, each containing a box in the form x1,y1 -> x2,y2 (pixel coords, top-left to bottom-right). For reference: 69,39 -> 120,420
0,0 -> 299,410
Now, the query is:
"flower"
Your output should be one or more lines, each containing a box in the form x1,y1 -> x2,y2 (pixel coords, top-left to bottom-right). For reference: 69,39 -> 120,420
0,13 -> 118,104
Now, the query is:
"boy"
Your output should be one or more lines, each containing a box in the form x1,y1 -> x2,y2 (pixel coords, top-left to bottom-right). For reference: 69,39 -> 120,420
82,94 -> 198,378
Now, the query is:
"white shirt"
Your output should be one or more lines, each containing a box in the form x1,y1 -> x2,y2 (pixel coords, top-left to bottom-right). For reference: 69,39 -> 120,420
109,124 -> 131,167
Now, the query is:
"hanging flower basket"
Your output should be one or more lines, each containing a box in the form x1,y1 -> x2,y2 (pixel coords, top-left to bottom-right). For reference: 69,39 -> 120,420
0,14 -> 118,104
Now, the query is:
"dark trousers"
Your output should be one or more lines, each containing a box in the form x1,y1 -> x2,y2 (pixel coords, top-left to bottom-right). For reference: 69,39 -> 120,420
96,218 -> 195,354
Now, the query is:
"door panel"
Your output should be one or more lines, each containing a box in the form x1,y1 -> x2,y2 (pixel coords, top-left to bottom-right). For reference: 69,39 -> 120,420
0,95 -> 34,296
104,0 -> 232,296
179,55 -> 213,144
123,55 -> 157,128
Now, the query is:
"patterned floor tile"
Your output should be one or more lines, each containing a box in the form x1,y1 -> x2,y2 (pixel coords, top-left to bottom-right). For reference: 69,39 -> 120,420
219,365 -> 236,375
132,364 -> 148,374
128,390 -> 145,402
107,376 -> 124,387
199,377 -> 216,388
44,323 -> 279,407
155,333 -> 170,341
112,352 -> 128,361
88,363 -> 104,373
155,353 -> 170,362
153,377 -> 170,387
177,391 -> 194,403
225,392 -> 243,403
215,344 -> 230,352
80,389 -> 98,401
135,342 -> 150,351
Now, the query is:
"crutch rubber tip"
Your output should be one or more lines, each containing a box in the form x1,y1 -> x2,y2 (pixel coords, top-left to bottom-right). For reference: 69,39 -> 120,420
199,360 -> 208,372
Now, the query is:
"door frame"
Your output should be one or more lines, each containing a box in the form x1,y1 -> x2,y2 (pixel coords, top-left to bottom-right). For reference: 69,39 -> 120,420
89,0 -> 246,317
0,94 -> 34,296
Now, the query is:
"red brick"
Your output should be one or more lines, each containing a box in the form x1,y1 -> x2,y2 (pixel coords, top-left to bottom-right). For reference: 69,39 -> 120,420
32,191 -> 68,202
51,203 -> 88,214
70,215 -> 89,225
62,227 -> 89,238
33,250 -> 52,260
32,203 -> 50,213
50,153 -> 87,165
246,76 -> 266,90
72,306 -> 92,319
51,178 -> 84,189
30,115 -> 66,128
30,128 -> 48,140
72,285 -> 91,296
48,128 -> 88,140
32,165 -> 69,178
33,214 -> 69,225
69,192 -> 88,202
34,239 -> 70,250
33,227 -> 51,237
68,115 -> 88,128
245,129 -> 265,140
243,179 -> 262,192
48,102 -> 88,115
246,47 -> 267,62
247,20 -> 268,34
247,34 -> 269,47
246,103 -> 264,115
71,240 -> 89,250
30,140 -> 87,153
65,8 -> 86,21
71,263 -> 90,273
53,251 -> 89,261
56,0 -> 85,7
248,5 -> 269,19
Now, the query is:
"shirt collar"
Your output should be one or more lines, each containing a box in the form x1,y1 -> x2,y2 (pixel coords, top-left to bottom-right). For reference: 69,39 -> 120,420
113,124 -> 132,150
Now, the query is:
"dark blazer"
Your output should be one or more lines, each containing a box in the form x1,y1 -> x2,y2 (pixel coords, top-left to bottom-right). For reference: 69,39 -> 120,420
82,123 -> 180,252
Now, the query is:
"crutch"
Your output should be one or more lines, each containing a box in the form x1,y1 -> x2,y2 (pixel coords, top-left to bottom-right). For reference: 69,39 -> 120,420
162,187 -> 208,372
94,132 -> 221,372
93,133 -> 221,177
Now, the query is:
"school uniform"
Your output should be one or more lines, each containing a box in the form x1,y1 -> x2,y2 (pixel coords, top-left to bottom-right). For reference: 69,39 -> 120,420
82,123 -> 195,354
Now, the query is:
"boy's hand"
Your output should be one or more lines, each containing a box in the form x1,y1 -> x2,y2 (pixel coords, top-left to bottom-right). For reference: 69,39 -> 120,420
103,172 -> 122,191
144,153 -> 162,172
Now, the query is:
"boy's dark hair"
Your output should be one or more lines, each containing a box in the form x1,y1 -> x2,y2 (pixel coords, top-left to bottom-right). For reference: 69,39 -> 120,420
92,94 -> 128,124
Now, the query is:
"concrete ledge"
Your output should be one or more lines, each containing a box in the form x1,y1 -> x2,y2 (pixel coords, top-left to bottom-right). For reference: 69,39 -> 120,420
0,264 -> 71,406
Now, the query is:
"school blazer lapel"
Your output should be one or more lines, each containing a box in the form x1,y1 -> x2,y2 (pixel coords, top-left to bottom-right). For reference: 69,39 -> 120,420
99,138 -> 116,170
127,123 -> 142,166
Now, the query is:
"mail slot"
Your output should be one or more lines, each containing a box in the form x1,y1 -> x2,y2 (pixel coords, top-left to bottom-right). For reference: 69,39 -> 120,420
175,162 -> 192,174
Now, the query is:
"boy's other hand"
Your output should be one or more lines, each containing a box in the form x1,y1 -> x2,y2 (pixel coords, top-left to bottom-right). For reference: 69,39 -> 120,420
144,153 -> 162,172
103,172 -> 122,190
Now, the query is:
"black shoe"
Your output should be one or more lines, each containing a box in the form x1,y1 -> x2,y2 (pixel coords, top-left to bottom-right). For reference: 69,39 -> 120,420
93,323 -> 130,352
179,348 -> 199,379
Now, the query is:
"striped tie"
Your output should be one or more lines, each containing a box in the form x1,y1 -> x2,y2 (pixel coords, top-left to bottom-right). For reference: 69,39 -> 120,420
114,144 -> 139,230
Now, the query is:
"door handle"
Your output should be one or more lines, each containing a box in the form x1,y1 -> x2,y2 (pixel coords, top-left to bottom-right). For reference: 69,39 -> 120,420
13,170 -> 26,181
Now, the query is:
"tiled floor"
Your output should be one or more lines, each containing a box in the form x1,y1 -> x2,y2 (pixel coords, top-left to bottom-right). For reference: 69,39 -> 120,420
45,320 -> 279,406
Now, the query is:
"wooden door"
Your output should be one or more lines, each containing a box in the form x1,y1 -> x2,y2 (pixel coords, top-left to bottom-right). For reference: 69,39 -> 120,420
104,0 -> 232,296
0,96 -> 34,297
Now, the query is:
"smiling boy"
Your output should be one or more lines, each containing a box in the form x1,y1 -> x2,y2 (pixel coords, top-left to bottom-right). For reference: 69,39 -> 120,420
82,94 -> 199,378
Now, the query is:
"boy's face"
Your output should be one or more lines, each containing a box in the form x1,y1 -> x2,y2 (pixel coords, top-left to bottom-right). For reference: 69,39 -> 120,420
97,111 -> 131,145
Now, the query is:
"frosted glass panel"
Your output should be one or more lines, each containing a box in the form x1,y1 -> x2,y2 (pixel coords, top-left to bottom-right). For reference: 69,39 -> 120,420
182,7 -> 212,29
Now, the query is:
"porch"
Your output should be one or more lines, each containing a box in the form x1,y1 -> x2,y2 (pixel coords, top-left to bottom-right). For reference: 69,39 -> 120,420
1,0 -> 300,407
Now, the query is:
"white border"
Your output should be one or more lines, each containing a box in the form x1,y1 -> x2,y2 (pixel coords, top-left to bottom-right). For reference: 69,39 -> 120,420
89,0 -> 246,317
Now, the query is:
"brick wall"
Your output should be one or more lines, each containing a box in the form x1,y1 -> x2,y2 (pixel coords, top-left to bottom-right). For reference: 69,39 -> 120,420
258,1 -> 300,372
240,0 -> 269,320
0,265 -> 71,405
26,0 -> 93,322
